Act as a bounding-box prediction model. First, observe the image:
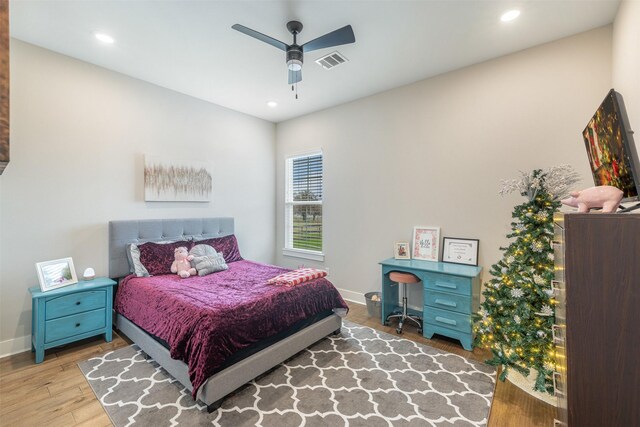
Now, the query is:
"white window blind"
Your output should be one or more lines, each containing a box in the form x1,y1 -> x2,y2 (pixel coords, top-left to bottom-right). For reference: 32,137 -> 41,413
285,152 -> 323,257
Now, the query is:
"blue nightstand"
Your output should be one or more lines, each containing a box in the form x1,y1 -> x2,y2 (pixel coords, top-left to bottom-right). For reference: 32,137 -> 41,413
29,277 -> 117,363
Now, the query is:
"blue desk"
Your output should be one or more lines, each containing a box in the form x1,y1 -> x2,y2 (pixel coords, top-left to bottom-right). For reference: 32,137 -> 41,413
380,258 -> 482,350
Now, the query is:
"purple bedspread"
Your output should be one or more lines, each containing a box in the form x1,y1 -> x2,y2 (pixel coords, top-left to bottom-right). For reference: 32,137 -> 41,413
114,260 -> 348,397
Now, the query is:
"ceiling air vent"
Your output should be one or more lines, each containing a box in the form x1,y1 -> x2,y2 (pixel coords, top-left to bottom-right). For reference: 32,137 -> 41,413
315,51 -> 348,70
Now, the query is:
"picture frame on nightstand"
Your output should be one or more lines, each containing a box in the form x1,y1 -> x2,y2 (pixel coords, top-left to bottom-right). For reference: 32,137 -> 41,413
35,257 -> 78,292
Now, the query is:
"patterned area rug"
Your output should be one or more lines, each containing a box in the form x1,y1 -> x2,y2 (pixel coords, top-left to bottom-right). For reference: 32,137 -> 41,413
78,321 -> 495,426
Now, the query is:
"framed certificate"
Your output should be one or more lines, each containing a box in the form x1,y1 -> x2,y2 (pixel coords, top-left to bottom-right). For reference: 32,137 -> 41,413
412,226 -> 440,261
442,237 -> 479,266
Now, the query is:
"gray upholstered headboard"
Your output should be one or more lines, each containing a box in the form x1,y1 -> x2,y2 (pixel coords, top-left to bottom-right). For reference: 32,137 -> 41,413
108,217 -> 234,278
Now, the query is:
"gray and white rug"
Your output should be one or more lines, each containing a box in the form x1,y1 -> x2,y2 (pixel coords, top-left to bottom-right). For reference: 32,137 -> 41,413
79,321 -> 495,426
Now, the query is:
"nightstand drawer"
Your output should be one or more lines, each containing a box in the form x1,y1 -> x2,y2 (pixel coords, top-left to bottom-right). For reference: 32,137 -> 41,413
45,308 -> 106,343
424,307 -> 472,334
423,272 -> 471,296
424,290 -> 471,314
45,290 -> 107,320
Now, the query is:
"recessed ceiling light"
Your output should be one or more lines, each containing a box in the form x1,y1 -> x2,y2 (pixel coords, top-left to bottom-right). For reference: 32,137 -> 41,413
500,10 -> 521,22
267,101 -> 278,108
94,32 -> 115,44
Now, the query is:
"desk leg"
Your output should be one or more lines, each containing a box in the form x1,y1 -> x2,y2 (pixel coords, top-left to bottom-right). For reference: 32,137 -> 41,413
381,273 -> 399,325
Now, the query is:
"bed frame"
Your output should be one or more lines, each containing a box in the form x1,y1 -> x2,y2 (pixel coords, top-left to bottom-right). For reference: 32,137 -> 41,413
109,217 -> 342,411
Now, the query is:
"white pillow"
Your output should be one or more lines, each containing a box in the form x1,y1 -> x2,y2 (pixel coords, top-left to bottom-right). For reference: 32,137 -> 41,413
126,243 -> 150,277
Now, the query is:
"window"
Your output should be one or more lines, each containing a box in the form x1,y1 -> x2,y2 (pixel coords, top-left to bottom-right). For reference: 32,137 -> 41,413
284,152 -> 323,261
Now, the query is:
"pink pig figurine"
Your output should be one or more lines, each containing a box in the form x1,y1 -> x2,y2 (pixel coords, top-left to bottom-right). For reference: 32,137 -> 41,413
561,185 -> 623,213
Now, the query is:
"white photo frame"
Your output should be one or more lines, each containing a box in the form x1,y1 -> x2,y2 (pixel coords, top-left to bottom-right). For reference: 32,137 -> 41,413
412,226 -> 440,261
394,242 -> 411,260
442,237 -> 480,266
36,257 -> 78,292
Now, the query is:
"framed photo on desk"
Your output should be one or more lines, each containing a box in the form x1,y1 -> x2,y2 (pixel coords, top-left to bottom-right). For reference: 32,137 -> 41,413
394,242 -> 410,259
442,237 -> 479,266
412,226 -> 440,261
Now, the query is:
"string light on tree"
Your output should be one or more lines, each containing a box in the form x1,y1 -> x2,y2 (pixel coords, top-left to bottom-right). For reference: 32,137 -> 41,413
472,165 -> 580,394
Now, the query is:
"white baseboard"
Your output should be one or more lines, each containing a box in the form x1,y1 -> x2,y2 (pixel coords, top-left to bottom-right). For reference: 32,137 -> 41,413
336,287 -> 366,306
0,335 -> 31,359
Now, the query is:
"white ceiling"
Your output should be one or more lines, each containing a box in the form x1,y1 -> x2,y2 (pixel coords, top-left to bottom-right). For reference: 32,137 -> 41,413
10,0 -> 620,123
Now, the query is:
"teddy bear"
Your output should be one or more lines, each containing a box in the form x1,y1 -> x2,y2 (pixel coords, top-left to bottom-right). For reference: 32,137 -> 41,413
171,246 -> 197,278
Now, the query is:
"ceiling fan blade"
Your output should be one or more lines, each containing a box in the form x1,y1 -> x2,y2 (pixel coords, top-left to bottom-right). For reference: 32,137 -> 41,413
302,25 -> 355,53
288,69 -> 302,84
232,24 -> 288,51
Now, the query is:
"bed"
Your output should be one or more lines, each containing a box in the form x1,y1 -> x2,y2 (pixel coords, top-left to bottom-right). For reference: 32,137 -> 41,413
109,217 -> 347,411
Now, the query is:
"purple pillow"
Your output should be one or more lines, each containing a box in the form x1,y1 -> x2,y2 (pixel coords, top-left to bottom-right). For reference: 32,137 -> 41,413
194,234 -> 243,263
138,241 -> 193,276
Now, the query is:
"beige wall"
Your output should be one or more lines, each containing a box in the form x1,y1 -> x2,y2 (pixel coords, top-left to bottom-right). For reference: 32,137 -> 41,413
613,0 -> 640,127
0,23 -> 625,354
0,40 -> 276,354
275,27 -> 612,304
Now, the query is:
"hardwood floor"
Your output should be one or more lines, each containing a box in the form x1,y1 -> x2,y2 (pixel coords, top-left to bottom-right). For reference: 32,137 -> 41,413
0,303 -> 555,426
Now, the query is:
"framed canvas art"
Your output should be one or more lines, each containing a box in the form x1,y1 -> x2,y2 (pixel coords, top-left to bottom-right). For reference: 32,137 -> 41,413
144,155 -> 212,202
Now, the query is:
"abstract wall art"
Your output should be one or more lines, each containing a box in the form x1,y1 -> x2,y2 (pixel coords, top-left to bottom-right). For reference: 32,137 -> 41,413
144,155 -> 212,202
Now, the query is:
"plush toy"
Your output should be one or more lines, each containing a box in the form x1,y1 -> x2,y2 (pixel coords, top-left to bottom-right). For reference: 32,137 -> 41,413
171,246 -> 197,278
561,185 -> 623,213
189,244 -> 228,276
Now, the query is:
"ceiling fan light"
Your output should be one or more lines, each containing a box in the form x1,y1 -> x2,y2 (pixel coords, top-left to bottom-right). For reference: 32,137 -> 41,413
500,10 -> 521,22
287,59 -> 302,71
94,32 -> 115,44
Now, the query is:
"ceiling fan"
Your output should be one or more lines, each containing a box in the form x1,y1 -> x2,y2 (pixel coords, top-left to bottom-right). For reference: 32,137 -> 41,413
232,21 -> 355,90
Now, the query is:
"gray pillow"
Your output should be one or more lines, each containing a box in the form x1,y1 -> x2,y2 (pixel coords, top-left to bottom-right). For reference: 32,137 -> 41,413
189,244 -> 228,276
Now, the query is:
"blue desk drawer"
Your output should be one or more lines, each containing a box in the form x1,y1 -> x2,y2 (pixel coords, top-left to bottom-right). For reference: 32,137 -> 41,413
424,307 -> 472,334
424,290 -> 471,314
45,308 -> 106,343
423,272 -> 471,296
45,290 -> 107,320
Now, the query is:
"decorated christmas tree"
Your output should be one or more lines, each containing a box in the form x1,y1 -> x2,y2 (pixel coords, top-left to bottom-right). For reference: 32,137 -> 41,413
473,165 -> 580,393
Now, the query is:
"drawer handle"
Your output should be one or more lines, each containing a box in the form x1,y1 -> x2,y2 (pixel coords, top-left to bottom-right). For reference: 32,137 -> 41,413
552,371 -> 564,396
75,323 -> 81,327
553,419 -> 567,427
435,316 -> 457,326
552,324 -> 565,344
435,299 -> 457,307
76,301 -> 81,306
436,282 -> 457,289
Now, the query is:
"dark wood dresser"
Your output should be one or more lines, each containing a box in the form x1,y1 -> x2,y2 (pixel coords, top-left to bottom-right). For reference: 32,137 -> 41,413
553,213 -> 640,427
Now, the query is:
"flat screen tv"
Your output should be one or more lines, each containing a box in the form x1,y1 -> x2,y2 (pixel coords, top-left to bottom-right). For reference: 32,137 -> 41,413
582,89 -> 640,203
